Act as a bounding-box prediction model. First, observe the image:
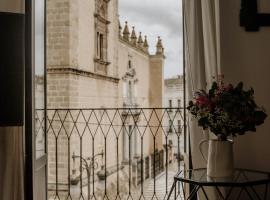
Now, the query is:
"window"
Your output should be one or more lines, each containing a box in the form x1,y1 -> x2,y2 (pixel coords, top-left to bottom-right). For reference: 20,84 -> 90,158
29,0 -> 185,198
177,120 -> 181,133
100,34 -> 104,60
128,81 -> 132,101
168,99 -> 173,112
168,120 -> 173,133
123,124 -> 137,160
129,125 -> 133,156
169,99 -> 172,108
94,0 -> 109,75
96,32 -> 100,58
178,99 -> 181,108
97,32 -> 104,60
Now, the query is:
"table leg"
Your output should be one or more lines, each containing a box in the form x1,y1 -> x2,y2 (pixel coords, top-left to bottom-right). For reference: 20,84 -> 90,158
181,181 -> 185,199
174,182 -> 176,200
167,179 -> 177,200
236,187 -> 244,200
225,187 -> 234,200
214,186 -> 225,200
187,185 -> 200,200
248,185 -> 262,200
200,186 -> 209,200
243,187 -> 257,200
264,183 -> 268,200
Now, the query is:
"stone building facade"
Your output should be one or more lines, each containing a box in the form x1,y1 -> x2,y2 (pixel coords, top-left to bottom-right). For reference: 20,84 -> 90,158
163,75 -> 184,161
46,0 -> 165,198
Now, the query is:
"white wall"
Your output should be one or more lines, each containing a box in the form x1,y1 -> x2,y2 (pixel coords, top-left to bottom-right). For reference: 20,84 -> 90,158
220,0 -> 270,171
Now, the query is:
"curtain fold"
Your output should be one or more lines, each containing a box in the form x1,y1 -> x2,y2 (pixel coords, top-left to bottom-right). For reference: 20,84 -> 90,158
184,0 -> 221,169
0,127 -> 24,200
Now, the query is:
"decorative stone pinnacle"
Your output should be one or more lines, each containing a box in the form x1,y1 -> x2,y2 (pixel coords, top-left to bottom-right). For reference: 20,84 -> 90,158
123,21 -> 130,41
131,26 -> 137,46
156,36 -> 164,55
137,32 -> 144,48
143,36 -> 149,53
143,36 -> 149,47
131,27 -> 137,38
157,36 -> 163,47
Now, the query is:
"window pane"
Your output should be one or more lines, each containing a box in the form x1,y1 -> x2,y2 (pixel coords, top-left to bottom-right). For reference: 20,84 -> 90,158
169,100 -> 172,107
100,34 -> 103,59
97,32 -> 100,57
35,0 -> 45,160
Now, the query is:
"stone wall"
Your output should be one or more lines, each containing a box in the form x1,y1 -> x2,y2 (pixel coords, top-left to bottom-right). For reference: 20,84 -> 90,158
163,76 -> 184,161
149,55 -> 165,152
47,0 -> 77,69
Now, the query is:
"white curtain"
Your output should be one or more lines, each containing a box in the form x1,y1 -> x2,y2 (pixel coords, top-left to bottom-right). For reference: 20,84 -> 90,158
0,127 -> 24,200
184,0 -> 221,168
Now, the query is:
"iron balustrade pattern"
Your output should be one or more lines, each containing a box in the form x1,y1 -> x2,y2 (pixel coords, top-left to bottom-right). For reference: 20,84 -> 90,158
36,108 -> 186,200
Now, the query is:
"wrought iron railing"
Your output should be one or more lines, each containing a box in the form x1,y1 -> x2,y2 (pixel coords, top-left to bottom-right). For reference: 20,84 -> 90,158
36,108 -> 186,200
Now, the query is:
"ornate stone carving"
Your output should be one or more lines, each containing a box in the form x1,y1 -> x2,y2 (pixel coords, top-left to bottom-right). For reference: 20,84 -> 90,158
94,0 -> 110,75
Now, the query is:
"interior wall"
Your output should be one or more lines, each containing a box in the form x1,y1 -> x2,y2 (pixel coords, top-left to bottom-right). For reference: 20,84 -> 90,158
220,0 -> 270,170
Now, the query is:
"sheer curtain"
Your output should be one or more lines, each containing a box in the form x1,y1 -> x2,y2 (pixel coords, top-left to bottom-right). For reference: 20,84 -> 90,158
184,0 -> 221,168
0,127 -> 24,200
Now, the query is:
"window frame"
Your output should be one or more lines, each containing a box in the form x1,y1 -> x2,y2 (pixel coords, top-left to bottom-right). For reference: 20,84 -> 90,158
24,0 -> 187,198
25,0 -> 47,199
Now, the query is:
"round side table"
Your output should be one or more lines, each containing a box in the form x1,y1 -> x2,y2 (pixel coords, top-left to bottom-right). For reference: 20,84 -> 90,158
167,168 -> 270,200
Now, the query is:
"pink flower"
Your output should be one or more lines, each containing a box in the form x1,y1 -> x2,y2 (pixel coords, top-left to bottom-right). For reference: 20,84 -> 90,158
225,84 -> 233,91
195,95 -> 210,107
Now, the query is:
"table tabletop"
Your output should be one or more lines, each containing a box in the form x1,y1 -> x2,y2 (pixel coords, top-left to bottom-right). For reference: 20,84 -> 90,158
174,168 -> 270,187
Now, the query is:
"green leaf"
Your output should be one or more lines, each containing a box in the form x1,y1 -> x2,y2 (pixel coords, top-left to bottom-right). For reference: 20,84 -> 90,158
254,111 -> 268,125
212,82 -> 218,90
187,80 -> 267,138
198,117 -> 208,129
236,82 -> 243,91
209,82 -> 217,97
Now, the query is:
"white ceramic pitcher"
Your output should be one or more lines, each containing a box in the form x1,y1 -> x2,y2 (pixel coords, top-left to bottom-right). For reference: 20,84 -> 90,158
199,139 -> 234,178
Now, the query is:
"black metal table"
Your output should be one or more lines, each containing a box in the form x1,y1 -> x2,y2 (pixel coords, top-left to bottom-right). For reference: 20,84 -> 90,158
167,168 -> 270,200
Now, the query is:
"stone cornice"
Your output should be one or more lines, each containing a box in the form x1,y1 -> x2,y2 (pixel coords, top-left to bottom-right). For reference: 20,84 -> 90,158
47,67 -> 119,83
119,37 -> 150,57
150,54 -> 166,59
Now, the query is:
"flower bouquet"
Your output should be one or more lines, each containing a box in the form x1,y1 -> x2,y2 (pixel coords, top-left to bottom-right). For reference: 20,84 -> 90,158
188,78 -> 267,177
188,79 -> 267,140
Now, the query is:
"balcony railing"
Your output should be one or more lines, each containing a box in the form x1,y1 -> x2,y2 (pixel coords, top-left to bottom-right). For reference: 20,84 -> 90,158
36,108 -> 186,200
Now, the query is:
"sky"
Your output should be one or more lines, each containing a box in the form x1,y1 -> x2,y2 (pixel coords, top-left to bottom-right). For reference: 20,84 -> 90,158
119,0 -> 183,78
